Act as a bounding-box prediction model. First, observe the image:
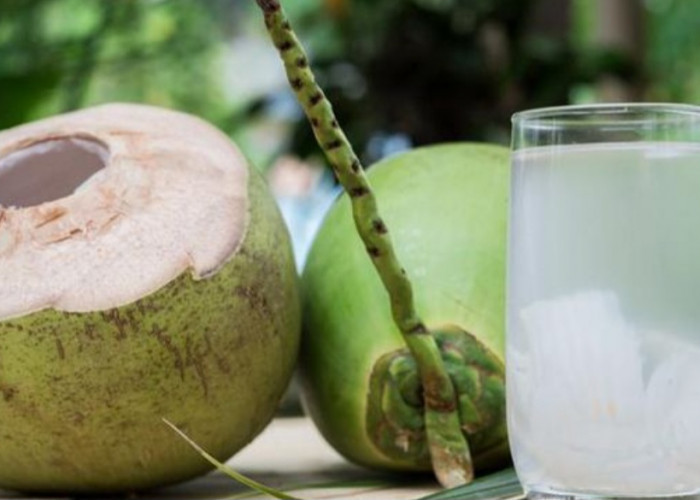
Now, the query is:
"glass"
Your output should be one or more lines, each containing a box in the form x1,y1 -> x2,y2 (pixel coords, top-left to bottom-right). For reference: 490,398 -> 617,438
507,103 -> 700,500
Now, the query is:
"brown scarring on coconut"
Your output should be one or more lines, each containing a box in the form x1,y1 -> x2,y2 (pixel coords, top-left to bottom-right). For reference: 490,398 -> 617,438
0,104 -> 301,493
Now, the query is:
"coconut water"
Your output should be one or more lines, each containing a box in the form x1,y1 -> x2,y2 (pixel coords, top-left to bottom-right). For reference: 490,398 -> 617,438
507,142 -> 700,497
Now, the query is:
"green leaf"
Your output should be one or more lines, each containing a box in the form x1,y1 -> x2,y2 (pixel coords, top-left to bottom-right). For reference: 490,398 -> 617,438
417,468 -> 524,500
163,419 -> 302,500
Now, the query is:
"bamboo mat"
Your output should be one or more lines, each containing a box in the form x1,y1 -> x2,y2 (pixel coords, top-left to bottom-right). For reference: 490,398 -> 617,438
0,417 -> 440,500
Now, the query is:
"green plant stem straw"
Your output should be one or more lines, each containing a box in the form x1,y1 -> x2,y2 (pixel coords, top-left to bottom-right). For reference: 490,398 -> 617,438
253,0 -> 473,487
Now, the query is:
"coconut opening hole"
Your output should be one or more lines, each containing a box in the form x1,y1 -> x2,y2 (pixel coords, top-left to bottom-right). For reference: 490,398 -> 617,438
0,137 -> 108,209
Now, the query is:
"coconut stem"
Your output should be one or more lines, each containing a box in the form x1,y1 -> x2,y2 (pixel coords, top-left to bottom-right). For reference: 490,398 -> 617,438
253,0 -> 473,487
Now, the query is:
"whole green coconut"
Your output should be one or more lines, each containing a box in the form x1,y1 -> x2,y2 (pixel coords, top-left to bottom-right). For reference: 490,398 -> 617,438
301,143 -> 509,475
0,104 -> 300,492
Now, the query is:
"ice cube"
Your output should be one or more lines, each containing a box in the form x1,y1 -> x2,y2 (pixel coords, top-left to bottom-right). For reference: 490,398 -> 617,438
645,341 -> 700,478
511,290 -> 651,491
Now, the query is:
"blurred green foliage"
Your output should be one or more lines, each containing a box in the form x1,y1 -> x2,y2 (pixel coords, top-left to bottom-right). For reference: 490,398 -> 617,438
646,0 -> 700,102
0,0 -> 231,129
285,0 -> 639,162
0,0 -> 699,166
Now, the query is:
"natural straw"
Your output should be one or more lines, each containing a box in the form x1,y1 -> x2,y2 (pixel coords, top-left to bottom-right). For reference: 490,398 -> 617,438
253,0 -> 474,487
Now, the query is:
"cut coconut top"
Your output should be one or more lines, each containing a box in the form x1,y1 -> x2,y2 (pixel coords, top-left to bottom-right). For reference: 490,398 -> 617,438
0,104 -> 249,320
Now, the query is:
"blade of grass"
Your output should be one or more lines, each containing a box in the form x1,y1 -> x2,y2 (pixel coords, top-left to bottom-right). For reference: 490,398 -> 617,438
417,468 -> 524,500
162,418 -> 302,500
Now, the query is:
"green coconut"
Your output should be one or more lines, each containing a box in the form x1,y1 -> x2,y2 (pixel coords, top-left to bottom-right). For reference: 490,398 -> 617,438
0,104 -> 300,493
300,144 -> 510,474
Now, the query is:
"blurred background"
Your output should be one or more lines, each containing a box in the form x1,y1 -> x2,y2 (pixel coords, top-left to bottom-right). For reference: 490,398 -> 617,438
1,0 -> 698,165
1,0 -> 698,266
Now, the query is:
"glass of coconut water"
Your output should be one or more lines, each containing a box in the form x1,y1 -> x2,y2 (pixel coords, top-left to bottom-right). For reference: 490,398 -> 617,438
507,103 -> 700,500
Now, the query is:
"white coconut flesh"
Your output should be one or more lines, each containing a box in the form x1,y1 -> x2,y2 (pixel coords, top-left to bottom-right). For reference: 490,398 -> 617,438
0,104 -> 248,321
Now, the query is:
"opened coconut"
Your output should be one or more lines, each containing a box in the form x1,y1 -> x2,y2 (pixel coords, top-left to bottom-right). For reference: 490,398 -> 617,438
0,104 -> 301,492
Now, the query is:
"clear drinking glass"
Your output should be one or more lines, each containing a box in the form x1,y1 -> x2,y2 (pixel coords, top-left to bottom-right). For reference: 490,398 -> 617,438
507,104 -> 700,500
